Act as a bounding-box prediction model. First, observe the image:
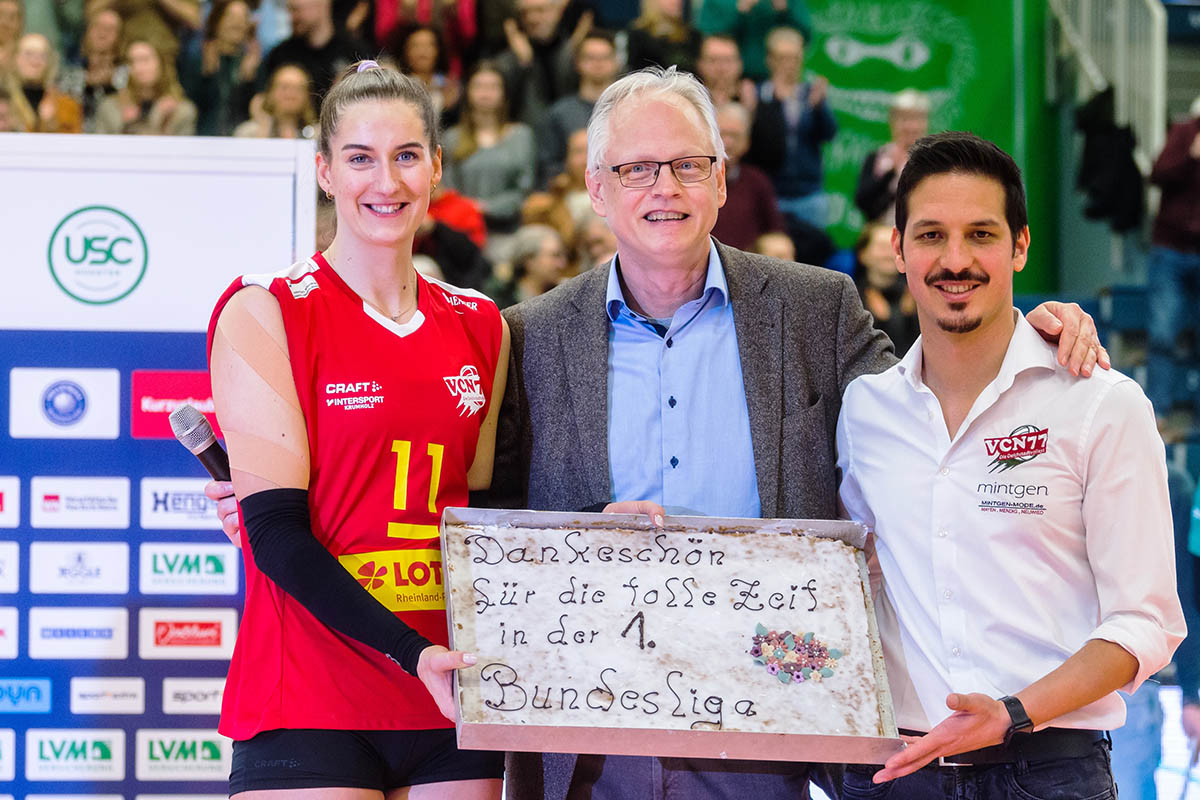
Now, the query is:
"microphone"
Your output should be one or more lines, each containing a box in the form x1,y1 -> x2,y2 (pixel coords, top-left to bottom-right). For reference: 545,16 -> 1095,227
169,404 -> 231,482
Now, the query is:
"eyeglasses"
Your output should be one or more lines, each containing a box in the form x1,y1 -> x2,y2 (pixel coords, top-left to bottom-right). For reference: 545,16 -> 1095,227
608,156 -> 718,188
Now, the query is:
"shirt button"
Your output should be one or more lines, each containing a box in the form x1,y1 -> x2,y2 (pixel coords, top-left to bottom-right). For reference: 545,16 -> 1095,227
669,456 -> 679,469
666,338 -> 674,348
668,396 -> 677,408
938,529 -> 948,538
939,467 -> 949,476
943,589 -> 952,600
952,647 -> 961,657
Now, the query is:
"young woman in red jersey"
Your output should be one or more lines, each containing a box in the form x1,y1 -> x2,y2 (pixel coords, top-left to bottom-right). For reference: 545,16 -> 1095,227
207,61 -> 508,799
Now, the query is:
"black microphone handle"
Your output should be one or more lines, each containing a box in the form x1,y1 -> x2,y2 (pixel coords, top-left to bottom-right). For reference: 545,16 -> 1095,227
196,440 -> 232,482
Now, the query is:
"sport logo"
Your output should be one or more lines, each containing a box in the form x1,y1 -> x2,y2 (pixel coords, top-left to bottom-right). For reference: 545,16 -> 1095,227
42,380 -> 87,425
324,379 -> 384,411
154,622 -> 221,647
985,425 -> 1048,472
443,365 -> 485,417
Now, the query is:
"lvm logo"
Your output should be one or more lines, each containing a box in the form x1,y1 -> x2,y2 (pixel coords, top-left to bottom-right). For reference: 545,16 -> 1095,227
136,729 -> 230,780
140,543 -> 238,595
25,728 -> 126,780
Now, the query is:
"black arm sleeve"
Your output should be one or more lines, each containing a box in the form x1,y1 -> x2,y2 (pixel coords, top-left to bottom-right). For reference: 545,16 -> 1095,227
239,488 -> 434,676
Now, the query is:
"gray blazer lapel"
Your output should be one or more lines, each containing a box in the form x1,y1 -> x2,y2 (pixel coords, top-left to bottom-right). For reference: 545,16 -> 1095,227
559,268 -> 612,503
719,242 -> 783,517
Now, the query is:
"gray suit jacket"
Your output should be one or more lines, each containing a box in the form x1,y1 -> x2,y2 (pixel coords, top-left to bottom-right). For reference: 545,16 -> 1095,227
485,241 -> 896,800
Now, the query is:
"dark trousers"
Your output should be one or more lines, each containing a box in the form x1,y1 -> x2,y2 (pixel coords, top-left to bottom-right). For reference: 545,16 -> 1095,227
842,739 -> 1115,800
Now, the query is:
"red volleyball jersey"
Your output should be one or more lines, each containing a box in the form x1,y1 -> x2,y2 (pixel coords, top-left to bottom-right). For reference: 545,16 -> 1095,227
207,252 -> 502,738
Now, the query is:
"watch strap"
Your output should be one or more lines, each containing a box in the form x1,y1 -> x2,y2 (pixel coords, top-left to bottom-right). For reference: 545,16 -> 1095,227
999,695 -> 1034,745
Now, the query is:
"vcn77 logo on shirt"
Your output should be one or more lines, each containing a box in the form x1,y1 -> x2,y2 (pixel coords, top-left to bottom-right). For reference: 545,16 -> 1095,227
139,608 -> 237,659
140,478 -> 221,530
140,543 -> 239,594
985,425 -> 1049,472
25,728 -> 126,780
135,729 -> 231,781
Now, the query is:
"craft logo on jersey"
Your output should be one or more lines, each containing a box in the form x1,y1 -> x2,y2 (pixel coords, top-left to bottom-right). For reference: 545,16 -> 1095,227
325,380 -> 385,411
42,380 -> 86,425
25,728 -> 126,780
444,365 -> 485,417
984,425 -> 1048,472
48,205 -> 148,305
136,729 -> 231,780
0,679 -> 52,713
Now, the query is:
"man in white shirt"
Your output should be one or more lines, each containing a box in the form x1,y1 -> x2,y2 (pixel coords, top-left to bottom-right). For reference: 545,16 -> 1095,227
836,131 -> 1186,797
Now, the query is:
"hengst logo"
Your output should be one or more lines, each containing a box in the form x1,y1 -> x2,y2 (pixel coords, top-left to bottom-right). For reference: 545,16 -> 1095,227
153,491 -> 213,514
26,728 -> 125,780
0,678 -> 51,712
136,729 -> 230,780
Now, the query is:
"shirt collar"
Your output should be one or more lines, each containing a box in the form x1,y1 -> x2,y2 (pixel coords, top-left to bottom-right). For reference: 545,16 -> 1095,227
605,238 -> 728,322
896,309 -> 1059,392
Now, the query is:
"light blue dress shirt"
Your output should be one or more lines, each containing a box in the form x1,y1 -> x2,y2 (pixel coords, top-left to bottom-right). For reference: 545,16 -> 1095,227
605,239 -> 760,517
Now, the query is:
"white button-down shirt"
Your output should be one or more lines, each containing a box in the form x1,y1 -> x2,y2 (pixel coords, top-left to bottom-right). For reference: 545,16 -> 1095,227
836,311 -> 1185,732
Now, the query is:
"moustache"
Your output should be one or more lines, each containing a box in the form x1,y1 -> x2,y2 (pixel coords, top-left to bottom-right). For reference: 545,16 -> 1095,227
924,269 -> 989,287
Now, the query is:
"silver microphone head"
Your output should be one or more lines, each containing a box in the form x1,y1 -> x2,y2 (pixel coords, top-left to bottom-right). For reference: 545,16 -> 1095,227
169,403 -> 217,455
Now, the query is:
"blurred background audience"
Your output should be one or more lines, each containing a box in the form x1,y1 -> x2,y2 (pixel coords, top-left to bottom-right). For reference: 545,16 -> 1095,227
95,38 -> 196,133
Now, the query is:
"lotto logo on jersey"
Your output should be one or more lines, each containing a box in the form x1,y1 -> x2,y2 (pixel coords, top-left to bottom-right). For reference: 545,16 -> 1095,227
338,549 -> 444,611
324,379 -> 385,411
443,365 -> 485,417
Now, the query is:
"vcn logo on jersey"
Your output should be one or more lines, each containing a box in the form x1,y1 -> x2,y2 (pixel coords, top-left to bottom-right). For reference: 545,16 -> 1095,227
139,608 -> 237,659
25,728 -> 126,780
140,543 -> 239,594
30,542 -> 129,594
0,679 -> 51,713
10,368 -> 119,439
136,729 -> 231,781
443,365 -> 485,417
29,607 -> 129,659
30,476 -> 129,529
140,478 -> 220,530
324,379 -> 385,411
162,678 -> 225,714
47,205 -> 148,305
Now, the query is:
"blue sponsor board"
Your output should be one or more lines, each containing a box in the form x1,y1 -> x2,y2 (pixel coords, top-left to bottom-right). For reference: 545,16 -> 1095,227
0,678 -> 52,713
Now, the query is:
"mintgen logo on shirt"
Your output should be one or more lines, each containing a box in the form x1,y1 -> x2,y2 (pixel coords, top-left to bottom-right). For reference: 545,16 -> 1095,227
25,728 -> 126,780
47,205 -> 148,305
140,543 -> 239,595
135,729 -> 231,781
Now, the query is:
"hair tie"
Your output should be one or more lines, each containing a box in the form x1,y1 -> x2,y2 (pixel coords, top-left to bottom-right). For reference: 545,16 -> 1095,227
357,60 -> 380,73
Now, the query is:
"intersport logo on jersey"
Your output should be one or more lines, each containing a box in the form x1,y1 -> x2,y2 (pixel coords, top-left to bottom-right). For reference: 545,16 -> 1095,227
70,677 -> 146,714
131,370 -> 222,439
162,678 -> 225,714
0,476 -> 18,528
140,478 -> 220,530
140,543 -> 238,594
135,729 -> 231,781
324,379 -> 385,411
25,728 -> 126,780
139,608 -> 236,659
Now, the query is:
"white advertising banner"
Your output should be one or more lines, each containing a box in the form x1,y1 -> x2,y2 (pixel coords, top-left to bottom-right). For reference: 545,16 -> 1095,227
0,135 -> 316,332
9,367 -> 120,439
29,476 -> 130,529
30,542 -> 130,594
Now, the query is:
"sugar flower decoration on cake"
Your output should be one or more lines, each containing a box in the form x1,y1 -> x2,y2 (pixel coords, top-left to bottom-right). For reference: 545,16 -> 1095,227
750,623 -> 842,684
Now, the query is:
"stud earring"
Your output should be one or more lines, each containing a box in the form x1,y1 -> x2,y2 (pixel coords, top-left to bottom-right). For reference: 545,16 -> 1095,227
325,190 -> 333,201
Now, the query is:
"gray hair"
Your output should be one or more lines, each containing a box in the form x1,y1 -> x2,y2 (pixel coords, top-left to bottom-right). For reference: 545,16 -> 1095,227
509,224 -> 561,273
890,88 -> 931,115
586,65 -> 726,171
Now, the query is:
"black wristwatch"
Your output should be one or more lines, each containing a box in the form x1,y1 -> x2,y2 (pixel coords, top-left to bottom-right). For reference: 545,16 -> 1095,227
999,695 -> 1034,745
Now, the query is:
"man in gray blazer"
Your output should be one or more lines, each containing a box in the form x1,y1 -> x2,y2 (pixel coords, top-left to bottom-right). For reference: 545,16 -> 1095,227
486,66 -> 1106,800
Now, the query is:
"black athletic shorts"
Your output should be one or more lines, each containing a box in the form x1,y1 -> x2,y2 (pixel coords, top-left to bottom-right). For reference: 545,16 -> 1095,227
228,728 -> 504,793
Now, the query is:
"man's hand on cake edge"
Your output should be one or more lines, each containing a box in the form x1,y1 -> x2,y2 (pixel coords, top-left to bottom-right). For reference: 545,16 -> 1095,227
602,500 -> 665,528
872,692 -> 1010,782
